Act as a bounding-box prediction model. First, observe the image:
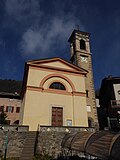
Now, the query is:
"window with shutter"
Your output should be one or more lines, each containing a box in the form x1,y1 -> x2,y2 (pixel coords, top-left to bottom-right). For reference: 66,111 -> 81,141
6,106 -> 14,113
16,107 -> 20,113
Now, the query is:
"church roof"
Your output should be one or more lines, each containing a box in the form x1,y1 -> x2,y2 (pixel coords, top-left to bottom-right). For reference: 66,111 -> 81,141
68,29 -> 91,42
21,57 -> 88,99
21,57 -> 88,98
27,57 -> 88,75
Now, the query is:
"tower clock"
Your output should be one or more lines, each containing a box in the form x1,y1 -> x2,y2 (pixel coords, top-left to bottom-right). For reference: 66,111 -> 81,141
68,30 -> 98,127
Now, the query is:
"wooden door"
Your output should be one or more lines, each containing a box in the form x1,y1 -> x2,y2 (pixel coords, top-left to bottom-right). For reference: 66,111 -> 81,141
52,107 -> 63,126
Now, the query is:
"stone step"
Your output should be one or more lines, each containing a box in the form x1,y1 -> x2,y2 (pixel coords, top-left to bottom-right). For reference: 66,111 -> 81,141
20,157 -> 33,160
21,154 -> 34,157
20,131 -> 37,160
23,141 -> 36,144
21,148 -> 34,152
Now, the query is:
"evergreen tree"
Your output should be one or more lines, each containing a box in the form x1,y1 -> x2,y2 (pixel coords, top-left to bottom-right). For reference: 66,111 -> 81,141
0,107 -> 8,125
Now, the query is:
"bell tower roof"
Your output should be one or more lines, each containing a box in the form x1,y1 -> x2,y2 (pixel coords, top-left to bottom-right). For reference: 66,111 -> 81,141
68,29 -> 91,42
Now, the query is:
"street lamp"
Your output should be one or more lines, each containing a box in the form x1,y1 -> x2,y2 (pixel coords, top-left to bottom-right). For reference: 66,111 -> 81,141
0,126 -> 8,160
4,131 -> 8,160
0,126 -> 18,159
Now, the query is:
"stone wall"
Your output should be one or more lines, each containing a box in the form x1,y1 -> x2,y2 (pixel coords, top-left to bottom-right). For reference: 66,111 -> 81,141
0,125 -> 95,158
0,125 -> 29,132
0,125 -> 28,158
35,126 -> 95,158
36,128 -> 65,158
0,131 -> 27,158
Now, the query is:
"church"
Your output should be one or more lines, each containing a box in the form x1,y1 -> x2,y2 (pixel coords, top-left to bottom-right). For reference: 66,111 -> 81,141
20,29 -> 98,131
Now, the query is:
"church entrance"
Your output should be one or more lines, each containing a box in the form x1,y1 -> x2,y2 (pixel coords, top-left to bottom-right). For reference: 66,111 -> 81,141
52,107 -> 63,126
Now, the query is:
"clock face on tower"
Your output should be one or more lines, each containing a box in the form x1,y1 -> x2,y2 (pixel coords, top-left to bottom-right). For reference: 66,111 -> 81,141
80,56 -> 88,63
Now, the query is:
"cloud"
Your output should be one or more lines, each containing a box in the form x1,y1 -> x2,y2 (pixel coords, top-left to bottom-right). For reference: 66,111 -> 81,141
4,0 -> 85,58
4,0 -> 42,28
20,17 -> 82,55
20,15 -> 84,57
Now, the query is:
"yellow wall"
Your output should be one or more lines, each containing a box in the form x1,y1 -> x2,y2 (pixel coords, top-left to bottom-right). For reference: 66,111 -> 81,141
23,90 -> 88,131
27,67 -> 86,92
22,60 -> 88,131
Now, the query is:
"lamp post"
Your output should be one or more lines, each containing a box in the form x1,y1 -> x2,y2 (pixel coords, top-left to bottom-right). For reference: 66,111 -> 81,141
0,126 -> 18,159
4,131 -> 8,160
0,126 -> 8,160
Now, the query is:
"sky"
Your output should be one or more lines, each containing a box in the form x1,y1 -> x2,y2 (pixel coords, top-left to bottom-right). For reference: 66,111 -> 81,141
0,0 -> 120,89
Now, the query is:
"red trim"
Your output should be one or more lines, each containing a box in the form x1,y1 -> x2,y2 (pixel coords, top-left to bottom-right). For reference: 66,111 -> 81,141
26,86 -> 86,97
40,74 -> 76,92
29,65 -> 86,76
27,57 -> 87,74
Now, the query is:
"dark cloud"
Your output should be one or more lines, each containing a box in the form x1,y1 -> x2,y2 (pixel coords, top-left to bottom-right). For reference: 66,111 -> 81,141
3,0 -> 85,58
3,0 -> 42,30
0,0 -> 120,89
20,16 -> 83,57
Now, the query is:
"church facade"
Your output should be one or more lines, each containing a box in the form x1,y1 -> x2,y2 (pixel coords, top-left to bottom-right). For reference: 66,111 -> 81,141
20,30 -> 98,131
20,58 -> 88,131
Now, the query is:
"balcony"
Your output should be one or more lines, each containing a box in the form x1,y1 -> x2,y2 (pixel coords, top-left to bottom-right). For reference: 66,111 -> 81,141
111,100 -> 120,110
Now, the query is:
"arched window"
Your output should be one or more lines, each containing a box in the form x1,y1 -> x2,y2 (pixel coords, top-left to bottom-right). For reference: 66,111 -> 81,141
49,82 -> 66,90
80,39 -> 86,50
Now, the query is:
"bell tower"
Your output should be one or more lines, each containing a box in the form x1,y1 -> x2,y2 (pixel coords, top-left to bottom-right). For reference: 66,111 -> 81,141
68,29 -> 98,127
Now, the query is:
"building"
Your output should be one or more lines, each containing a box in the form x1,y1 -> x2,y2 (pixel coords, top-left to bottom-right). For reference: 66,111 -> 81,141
68,30 -> 98,127
0,79 -> 22,125
99,76 -> 120,130
20,57 -> 88,131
